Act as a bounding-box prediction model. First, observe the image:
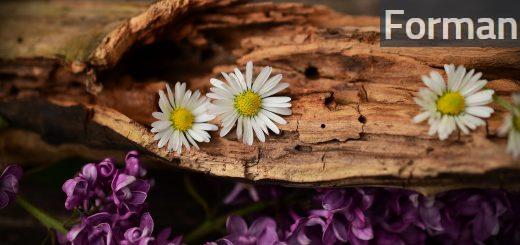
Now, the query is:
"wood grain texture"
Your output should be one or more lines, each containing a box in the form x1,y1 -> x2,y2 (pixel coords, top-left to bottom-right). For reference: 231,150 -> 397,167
0,1 -> 519,194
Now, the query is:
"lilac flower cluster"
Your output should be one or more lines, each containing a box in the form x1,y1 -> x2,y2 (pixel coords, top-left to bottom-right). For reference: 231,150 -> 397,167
212,187 -> 520,244
0,165 -> 22,209
61,151 -> 182,245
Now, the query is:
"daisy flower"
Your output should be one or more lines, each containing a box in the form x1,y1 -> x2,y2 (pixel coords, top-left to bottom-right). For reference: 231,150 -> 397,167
151,82 -> 218,154
498,93 -> 520,158
207,61 -> 291,145
413,64 -> 495,140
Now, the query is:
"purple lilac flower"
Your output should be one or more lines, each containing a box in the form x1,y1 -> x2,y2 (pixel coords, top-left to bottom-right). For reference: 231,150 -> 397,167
111,171 -> 150,214
499,191 -> 520,244
369,189 -> 427,244
67,212 -> 115,245
98,158 -> 116,180
124,151 -> 147,178
318,189 -> 374,244
62,163 -> 99,210
120,212 -> 154,245
156,228 -> 183,245
285,216 -> 326,245
214,215 -> 280,245
223,183 -> 260,205
0,165 -> 22,209
434,189 -> 508,244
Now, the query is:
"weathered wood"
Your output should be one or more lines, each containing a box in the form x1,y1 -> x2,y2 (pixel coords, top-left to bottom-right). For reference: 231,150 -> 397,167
0,0 -> 519,194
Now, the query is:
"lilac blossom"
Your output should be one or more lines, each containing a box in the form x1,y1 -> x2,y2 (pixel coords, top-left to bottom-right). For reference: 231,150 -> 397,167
98,158 -> 116,180
319,189 -> 374,244
285,216 -> 326,245
0,165 -> 22,209
111,171 -> 150,214
120,212 -> 154,245
433,189 -> 508,244
156,228 -> 183,245
214,215 -> 280,245
67,212 -> 115,245
62,163 -> 100,210
369,189 -> 427,244
223,183 -> 260,204
124,151 -> 147,178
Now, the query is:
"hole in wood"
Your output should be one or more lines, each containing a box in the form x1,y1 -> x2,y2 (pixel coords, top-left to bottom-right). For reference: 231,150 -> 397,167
304,65 -> 319,79
295,145 -> 312,152
358,115 -> 367,124
320,124 -> 326,128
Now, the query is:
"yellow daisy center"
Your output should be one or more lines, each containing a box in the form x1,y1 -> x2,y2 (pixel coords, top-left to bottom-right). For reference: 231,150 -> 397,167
436,92 -> 466,116
234,90 -> 262,117
170,108 -> 194,132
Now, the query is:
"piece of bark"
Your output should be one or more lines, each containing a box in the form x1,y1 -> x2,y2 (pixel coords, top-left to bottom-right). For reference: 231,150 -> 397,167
0,1 -> 519,195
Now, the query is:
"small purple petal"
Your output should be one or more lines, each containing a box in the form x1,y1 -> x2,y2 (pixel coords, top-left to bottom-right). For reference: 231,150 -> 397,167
226,215 -> 248,235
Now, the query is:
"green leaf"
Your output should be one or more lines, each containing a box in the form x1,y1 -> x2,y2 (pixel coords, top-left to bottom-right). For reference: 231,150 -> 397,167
16,196 -> 67,234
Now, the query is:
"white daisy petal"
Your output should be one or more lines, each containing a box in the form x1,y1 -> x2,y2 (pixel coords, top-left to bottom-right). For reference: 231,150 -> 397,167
152,112 -> 168,120
253,116 -> 269,135
195,114 -> 216,123
262,102 -> 292,108
222,111 -> 239,128
188,129 -> 204,142
158,129 -> 173,148
154,128 -> 171,141
252,66 -> 272,92
461,114 -> 486,130
206,92 -> 229,100
263,96 -> 291,104
261,109 -> 287,124
498,115 -> 512,136
258,74 -> 283,96
210,78 -> 227,89
251,119 -> 266,142
261,83 -> 289,98
465,106 -> 494,118
460,79 -> 487,97
222,72 -> 241,94
258,111 -> 280,134
237,116 -> 243,139
185,133 -> 199,150
246,61 -> 253,89
244,118 -> 254,145
235,68 -> 247,89
167,131 -> 177,152
465,90 -> 494,106
194,123 -> 218,131
151,120 -> 172,131
455,116 -> 469,134
180,133 -> 190,152
264,107 -> 292,116
174,82 -> 186,107
159,90 -> 173,113
412,111 -> 430,123
166,84 -> 176,107
422,73 -> 443,96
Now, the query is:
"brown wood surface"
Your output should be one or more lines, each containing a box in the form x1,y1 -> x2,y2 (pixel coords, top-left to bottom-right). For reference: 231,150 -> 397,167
0,0 -> 519,194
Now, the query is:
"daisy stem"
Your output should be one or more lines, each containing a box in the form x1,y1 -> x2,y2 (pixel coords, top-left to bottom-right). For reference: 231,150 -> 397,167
16,196 -> 67,234
183,175 -> 211,219
494,95 -> 516,113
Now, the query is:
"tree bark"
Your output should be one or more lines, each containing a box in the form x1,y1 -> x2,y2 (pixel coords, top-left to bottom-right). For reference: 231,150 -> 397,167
0,0 -> 519,195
